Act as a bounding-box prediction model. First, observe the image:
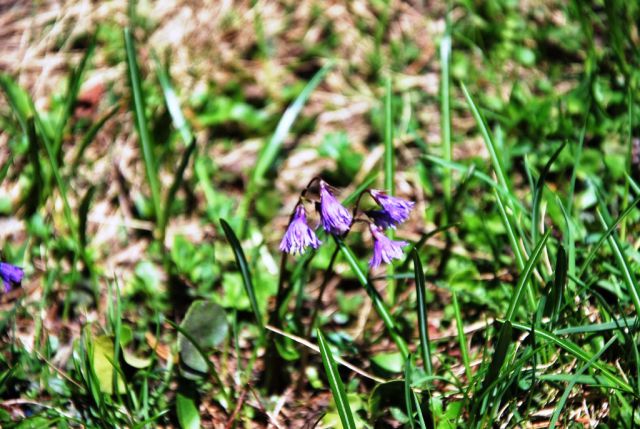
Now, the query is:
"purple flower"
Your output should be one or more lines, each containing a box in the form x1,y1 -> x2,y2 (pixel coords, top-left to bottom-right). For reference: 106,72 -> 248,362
280,205 -> 322,254
369,225 -> 408,268
366,209 -> 398,230
0,262 -> 24,293
369,190 -> 414,228
319,181 -> 353,235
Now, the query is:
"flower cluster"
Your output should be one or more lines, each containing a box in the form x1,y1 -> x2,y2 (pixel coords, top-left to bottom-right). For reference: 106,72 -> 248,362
280,179 -> 414,268
0,262 -> 24,293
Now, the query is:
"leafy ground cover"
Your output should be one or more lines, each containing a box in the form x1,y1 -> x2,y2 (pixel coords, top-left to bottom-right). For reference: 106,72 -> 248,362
1,0 -> 640,427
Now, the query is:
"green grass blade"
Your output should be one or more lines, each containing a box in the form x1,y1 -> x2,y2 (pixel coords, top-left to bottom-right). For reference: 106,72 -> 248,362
0,73 -> 35,132
252,62 -> 334,185
30,102 -> 78,244
160,138 -> 197,242
505,229 -> 552,322
79,186 -> 96,251
596,209 -> 640,320
404,357 -> 416,429
479,320 -> 512,394
412,250 -> 432,375
452,291 -> 472,382
578,194 -> 640,277
531,142 -> 566,244
0,153 -> 11,187
509,321 -> 632,393
153,52 -> 193,145
384,76 -> 395,195
316,328 -> 357,429
220,218 -> 263,332
554,317 -> 638,335
334,236 -> 409,358
556,196 -> 576,283
567,105 -> 589,213
25,117 -> 43,216
494,188 -> 525,270
548,245 -> 567,323
423,154 -> 525,212
384,76 -> 397,303
440,16 -> 452,201
54,33 -> 96,157
460,82 -> 510,194
70,105 -> 119,173
124,27 -> 162,226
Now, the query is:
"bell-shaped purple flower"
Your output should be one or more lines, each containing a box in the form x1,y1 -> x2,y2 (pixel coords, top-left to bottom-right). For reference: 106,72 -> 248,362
0,262 -> 24,293
369,225 -> 408,268
280,205 -> 322,254
369,189 -> 414,228
366,209 -> 398,230
319,181 -> 352,235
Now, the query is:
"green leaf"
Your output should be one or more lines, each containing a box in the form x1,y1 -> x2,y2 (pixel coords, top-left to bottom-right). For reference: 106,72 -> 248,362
178,300 -> 228,376
220,218 -> 263,331
317,328 -> 357,429
91,335 -> 125,394
176,386 -> 200,429
371,352 -> 405,374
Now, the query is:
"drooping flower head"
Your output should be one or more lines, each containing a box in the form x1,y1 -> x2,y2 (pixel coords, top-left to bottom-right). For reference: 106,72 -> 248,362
369,190 -> 414,228
365,209 -> 398,230
0,262 -> 24,293
280,205 -> 322,254
369,224 -> 408,268
318,180 -> 353,235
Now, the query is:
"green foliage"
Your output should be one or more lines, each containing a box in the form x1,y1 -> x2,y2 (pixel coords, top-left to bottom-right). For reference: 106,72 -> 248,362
3,0 -> 640,427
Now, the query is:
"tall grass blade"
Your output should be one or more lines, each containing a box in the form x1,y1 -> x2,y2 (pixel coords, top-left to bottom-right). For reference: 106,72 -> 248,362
452,291 -> 472,382
384,76 -> 395,195
596,209 -> 640,320
384,76 -> 397,303
79,186 -> 96,251
578,194 -> 640,277
479,320 -> 512,394
124,27 -> 162,226
220,218 -> 263,332
460,82 -> 511,194
252,62 -> 333,185
54,33 -> 96,158
404,357 -> 416,429
316,328 -> 357,429
412,250 -> 432,375
440,13 -> 452,201
505,229 -> 552,322
153,52 -> 194,145
334,237 -> 409,358
71,105 -> 119,173
0,73 -> 34,132
160,138 -> 197,242
509,321 -> 632,393
547,245 -> 567,324
531,142 -> 566,243
25,118 -> 43,216
0,154 -> 11,187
